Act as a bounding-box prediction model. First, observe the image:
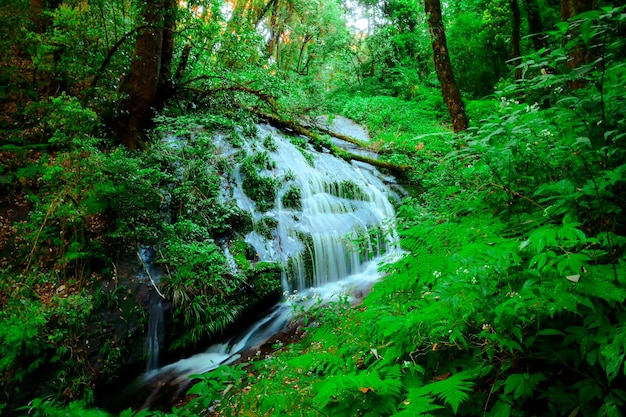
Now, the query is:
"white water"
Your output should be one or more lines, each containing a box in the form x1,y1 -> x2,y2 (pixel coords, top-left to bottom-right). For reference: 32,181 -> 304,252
139,245 -> 166,372
143,123 -> 402,383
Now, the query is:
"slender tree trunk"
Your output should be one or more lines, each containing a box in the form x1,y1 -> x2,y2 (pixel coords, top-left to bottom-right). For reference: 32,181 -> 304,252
116,0 -> 174,148
254,0 -> 280,27
561,0 -> 595,20
174,42 -> 192,85
155,0 -> 176,110
424,0 -> 468,133
524,0 -> 548,52
510,0 -> 523,80
29,0 -> 47,33
561,0 -> 596,89
267,8 -> 280,60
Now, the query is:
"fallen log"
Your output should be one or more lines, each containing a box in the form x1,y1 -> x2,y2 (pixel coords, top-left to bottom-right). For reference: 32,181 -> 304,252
301,118 -> 371,149
255,111 -> 412,175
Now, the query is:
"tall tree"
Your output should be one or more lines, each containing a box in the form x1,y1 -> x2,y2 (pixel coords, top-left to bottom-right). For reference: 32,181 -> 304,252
524,0 -> 548,52
424,0 -> 468,133
115,0 -> 176,148
561,0 -> 595,20
561,0 -> 596,89
510,0 -> 523,80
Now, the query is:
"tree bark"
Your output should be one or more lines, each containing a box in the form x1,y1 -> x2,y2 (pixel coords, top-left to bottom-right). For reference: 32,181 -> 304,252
155,0 -> 176,110
509,0 -> 523,80
116,0 -> 175,149
29,0 -> 47,33
561,0 -> 595,20
524,0 -> 548,52
29,0 -> 61,33
424,0 -> 468,133
561,0 -> 596,89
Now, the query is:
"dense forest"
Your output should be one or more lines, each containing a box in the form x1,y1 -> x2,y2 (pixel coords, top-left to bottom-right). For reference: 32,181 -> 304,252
1,0 -> 625,416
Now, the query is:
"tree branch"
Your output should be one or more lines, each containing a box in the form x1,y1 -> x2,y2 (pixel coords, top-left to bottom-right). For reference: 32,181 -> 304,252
90,24 -> 151,89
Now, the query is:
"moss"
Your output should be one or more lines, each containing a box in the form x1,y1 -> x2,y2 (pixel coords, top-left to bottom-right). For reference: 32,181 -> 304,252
229,131 -> 244,148
283,170 -> 296,182
246,261 -> 283,298
326,180 -> 370,201
300,150 -> 315,167
255,217 -> 278,240
243,175 -> 276,212
250,151 -> 275,170
230,238 -> 257,271
263,134 -> 278,152
285,232 -> 315,288
223,203 -> 253,235
241,158 -> 278,212
281,186 -> 302,210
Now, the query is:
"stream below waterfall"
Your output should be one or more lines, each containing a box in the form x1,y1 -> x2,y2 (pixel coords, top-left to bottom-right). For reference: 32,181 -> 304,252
117,118 -> 404,409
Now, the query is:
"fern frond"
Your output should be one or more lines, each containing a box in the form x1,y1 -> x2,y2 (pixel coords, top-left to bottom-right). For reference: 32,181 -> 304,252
417,371 -> 475,414
574,272 -> 626,305
313,368 -> 403,415
395,387 -> 444,416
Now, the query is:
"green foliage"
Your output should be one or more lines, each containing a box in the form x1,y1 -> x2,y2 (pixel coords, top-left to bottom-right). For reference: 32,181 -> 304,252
3,1 -> 626,415
241,157 -> 278,212
0,271 -> 99,409
19,398 -> 112,417
182,8 -> 626,417
281,186 -> 302,210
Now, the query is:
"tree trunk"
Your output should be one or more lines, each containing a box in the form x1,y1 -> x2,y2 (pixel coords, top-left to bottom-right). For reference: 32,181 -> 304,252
29,0 -> 47,33
424,0 -> 468,133
561,0 -> 596,89
524,0 -> 548,53
155,0 -> 176,110
116,0 -> 174,149
561,0 -> 595,20
510,0 -> 523,80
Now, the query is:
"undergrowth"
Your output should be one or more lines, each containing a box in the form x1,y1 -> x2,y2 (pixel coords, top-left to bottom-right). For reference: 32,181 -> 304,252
13,6 -> 626,417
162,8 -> 626,417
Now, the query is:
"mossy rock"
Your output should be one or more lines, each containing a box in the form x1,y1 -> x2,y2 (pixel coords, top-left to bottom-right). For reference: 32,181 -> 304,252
246,261 -> 283,298
281,186 -> 302,210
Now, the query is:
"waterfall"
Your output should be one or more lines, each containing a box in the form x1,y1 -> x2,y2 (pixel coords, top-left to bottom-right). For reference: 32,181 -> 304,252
139,245 -> 166,372
142,122 -> 402,383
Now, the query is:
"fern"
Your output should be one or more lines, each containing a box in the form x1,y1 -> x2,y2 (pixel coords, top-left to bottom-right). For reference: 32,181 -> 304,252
416,371 -> 476,414
573,272 -> 626,306
395,388 -> 444,416
312,367 -> 403,415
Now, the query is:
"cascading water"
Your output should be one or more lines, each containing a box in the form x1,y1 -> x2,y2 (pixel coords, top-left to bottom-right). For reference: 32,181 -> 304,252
139,245 -> 166,372
141,122 -> 402,387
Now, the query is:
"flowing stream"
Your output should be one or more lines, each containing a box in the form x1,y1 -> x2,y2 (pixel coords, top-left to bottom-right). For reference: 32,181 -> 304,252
138,121 -> 403,399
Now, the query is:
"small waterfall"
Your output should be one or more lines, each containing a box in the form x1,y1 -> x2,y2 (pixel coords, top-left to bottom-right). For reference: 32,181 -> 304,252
141,122 -> 402,384
139,245 -> 166,372
234,125 -> 399,291
146,301 -> 164,371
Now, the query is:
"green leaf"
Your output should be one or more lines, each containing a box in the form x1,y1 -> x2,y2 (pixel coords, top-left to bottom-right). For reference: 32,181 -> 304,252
537,329 -> 566,336
489,401 -> 512,417
602,346 -> 625,382
418,371 -> 475,414
504,373 -> 547,400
